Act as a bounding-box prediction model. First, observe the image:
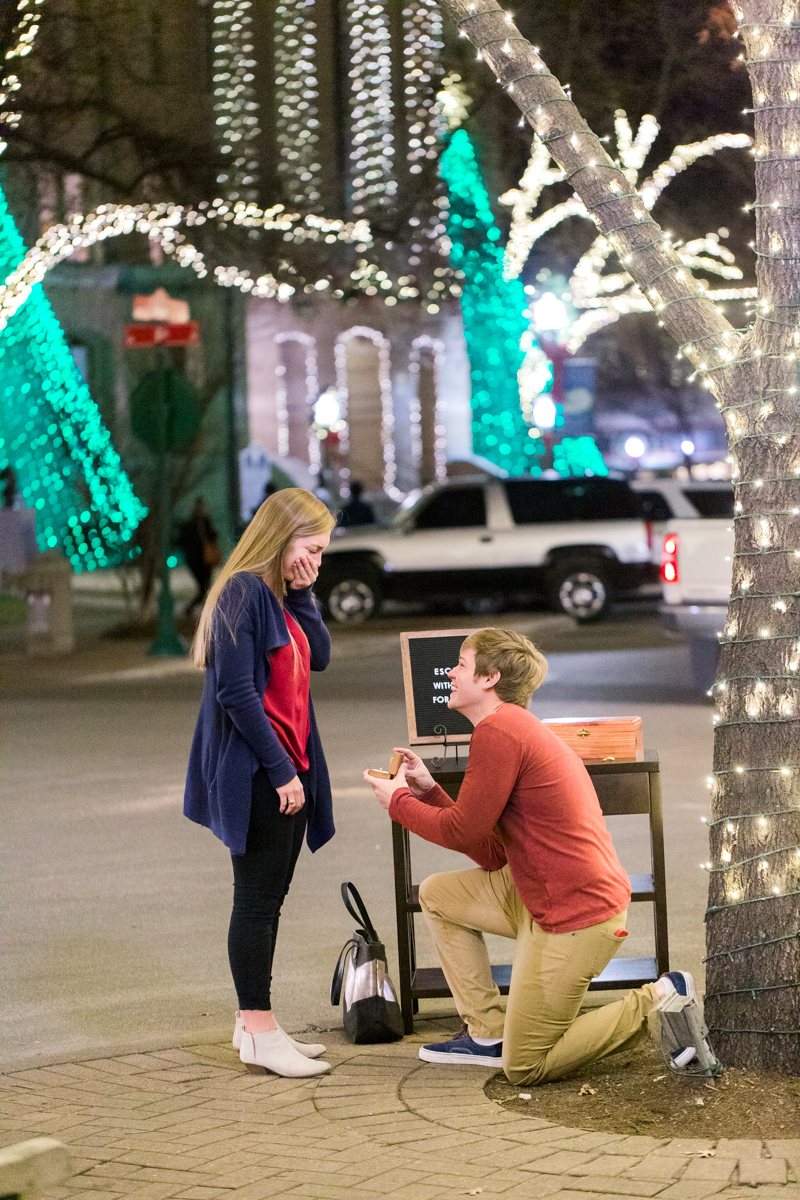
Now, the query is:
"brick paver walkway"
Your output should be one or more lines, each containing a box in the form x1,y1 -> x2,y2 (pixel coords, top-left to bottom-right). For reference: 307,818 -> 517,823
2,1032 -> 798,1200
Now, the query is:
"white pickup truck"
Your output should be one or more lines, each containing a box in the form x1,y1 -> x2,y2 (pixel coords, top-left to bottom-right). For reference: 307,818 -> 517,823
657,485 -> 734,689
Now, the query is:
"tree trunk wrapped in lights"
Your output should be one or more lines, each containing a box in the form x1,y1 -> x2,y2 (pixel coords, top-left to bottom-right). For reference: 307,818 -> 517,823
435,0 -> 799,1073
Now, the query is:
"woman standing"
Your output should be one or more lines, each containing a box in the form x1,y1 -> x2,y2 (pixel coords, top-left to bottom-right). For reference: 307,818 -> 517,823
185,489 -> 336,1077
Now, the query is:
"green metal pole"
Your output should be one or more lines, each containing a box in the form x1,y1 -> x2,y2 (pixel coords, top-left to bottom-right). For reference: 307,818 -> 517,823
148,349 -> 185,657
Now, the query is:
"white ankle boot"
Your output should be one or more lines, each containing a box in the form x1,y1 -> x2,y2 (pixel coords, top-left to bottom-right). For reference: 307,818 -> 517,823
239,1029 -> 330,1077
233,1011 -> 326,1058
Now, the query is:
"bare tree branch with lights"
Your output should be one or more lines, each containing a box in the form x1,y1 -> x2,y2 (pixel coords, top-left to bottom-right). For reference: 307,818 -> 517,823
501,112 -> 755,358
435,0 -> 799,1074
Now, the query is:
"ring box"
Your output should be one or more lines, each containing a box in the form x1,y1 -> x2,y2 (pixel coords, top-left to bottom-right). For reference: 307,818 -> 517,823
368,751 -> 404,780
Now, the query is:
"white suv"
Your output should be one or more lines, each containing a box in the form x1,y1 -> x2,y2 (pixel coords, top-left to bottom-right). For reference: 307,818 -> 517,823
317,476 -> 666,624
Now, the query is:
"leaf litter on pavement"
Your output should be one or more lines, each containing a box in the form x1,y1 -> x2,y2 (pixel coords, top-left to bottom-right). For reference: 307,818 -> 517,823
485,1038 -> 799,1138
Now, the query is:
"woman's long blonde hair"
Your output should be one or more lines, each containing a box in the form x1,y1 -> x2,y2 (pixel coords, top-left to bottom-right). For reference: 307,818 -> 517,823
191,488 -> 336,667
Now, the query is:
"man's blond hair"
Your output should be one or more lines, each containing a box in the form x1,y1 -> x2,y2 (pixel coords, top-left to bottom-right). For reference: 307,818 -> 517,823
462,627 -> 548,708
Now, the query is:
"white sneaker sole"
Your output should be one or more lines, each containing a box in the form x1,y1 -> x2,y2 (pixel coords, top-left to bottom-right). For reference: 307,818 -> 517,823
670,1046 -> 697,1069
418,1047 -> 502,1065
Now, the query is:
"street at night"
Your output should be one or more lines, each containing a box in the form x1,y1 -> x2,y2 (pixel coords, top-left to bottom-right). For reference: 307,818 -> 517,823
2,1 -> 799,1192
3,604 -> 711,1071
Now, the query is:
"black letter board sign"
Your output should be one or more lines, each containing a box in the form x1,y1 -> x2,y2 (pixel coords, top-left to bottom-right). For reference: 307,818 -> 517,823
400,629 -> 477,745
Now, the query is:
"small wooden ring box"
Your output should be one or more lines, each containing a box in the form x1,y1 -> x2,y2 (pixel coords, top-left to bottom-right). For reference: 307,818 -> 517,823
368,752 -> 404,780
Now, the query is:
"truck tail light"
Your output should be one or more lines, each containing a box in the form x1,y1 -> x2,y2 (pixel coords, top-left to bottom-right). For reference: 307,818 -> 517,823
661,533 -> 679,583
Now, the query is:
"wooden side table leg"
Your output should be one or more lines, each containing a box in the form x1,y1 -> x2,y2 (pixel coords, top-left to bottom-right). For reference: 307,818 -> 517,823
649,768 -> 670,977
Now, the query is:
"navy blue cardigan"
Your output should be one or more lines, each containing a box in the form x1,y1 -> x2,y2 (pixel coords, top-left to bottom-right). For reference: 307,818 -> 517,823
184,571 -> 335,855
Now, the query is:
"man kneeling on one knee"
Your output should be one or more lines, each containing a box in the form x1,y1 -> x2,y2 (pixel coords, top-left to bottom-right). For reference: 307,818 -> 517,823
364,628 -> 693,1086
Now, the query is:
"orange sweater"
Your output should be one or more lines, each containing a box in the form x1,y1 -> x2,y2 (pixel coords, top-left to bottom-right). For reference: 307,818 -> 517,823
389,704 -> 631,934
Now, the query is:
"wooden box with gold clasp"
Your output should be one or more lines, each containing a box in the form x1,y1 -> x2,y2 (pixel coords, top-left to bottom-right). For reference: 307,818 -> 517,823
542,716 -> 644,763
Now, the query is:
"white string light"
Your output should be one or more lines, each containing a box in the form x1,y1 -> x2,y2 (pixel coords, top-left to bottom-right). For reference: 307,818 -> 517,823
0,0 -> 43,155
497,138 -> 568,278
0,201 -> 372,330
639,133 -> 753,210
435,70 -> 471,131
499,112 -> 754,354
274,1 -> 322,209
335,326 -> 399,498
7,25 -> 458,314
518,324 -> 553,421
213,1 -> 260,203
348,1 -> 395,214
409,335 -> 448,482
699,770 -> 799,919
274,331 -> 319,469
403,2 -> 445,176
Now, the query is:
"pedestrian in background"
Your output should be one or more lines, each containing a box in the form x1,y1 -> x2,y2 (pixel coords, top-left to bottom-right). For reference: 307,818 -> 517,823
339,480 -> 375,527
0,465 -> 17,508
185,489 -> 336,1077
177,497 -> 221,614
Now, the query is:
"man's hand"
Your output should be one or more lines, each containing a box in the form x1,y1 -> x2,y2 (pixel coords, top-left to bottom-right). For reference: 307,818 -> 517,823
276,775 -> 305,814
363,763 -> 409,811
287,554 -> 318,589
392,747 -> 435,797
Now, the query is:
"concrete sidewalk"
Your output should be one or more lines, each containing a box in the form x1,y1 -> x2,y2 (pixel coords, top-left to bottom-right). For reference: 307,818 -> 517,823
2,1029 -> 798,1200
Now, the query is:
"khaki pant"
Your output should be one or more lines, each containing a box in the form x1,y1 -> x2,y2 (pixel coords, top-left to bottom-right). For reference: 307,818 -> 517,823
419,865 -> 658,1085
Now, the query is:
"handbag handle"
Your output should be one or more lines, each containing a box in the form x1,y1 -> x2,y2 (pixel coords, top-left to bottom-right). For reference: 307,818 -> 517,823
330,938 -> 358,1006
340,881 -> 379,942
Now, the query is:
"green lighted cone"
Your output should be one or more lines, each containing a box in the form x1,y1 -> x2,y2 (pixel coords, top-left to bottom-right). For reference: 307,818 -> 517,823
441,129 -> 608,480
440,128 -> 546,476
553,436 -> 609,478
0,183 -> 145,572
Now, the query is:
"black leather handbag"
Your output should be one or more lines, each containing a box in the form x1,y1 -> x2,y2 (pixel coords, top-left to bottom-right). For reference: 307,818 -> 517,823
330,882 -> 404,1044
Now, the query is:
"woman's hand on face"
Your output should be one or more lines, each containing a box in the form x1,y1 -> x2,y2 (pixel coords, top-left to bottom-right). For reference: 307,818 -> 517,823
276,775 -> 305,814
287,554 -> 318,590
392,747 -> 435,796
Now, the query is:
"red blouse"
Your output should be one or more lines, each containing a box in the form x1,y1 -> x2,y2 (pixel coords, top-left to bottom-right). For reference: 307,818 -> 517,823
263,610 -> 310,774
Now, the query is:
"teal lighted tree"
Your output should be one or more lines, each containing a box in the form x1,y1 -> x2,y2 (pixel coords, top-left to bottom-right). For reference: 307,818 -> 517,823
440,127 -> 546,476
440,127 -> 607,479
0,3 -> 143,571
0,184 -> 145,571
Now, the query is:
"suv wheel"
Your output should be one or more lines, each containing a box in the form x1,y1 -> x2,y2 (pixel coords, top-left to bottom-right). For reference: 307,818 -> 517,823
320,570 -> 381,624
549,562 -> 610,624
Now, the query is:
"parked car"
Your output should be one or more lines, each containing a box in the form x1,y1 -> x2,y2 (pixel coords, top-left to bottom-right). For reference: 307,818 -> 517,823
316,475 -> 666,624
658,486 -> 735,689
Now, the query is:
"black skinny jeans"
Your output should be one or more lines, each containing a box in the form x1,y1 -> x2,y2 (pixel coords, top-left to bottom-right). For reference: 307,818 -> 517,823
228,768 -> 308,1010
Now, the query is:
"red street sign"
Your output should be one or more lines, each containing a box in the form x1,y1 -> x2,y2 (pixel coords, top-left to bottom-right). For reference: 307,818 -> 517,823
124,322 -> 200,348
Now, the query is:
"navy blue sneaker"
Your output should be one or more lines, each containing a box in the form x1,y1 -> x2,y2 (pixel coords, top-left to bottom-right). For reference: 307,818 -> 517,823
419,1025 -> 503,1065
660,970 -> 696,1001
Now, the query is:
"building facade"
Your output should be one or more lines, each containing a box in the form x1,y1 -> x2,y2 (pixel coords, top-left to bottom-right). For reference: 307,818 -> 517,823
246,295 -> 471,499
213,0 -> 474,498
